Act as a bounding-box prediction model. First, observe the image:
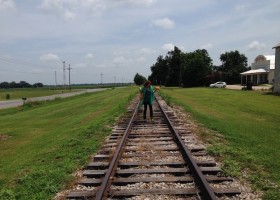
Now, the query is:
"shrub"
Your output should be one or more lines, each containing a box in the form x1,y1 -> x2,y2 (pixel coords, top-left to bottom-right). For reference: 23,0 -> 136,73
5,94 -> 10,100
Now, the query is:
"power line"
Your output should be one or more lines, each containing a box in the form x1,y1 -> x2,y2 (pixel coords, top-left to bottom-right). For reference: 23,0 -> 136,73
100,72 -> 104,84
55,71 -> 57,87
0,55 -> 127,84
63,61 -> 66,90
68,64 -> 72,90
73,72 -> 99,77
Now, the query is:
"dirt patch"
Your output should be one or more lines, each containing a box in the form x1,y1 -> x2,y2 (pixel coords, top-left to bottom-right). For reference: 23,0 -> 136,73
0,134 -> 11,141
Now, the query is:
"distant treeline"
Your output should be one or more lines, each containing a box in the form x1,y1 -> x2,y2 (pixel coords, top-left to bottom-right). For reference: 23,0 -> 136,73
0,81 -> 44,89
148,46 -> 248,87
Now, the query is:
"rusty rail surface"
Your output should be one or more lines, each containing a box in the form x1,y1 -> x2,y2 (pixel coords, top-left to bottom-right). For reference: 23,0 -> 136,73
98,96 -> 216,199
67,95 -> 240,199
95,100 -> 141,200
155,96 -> 217,200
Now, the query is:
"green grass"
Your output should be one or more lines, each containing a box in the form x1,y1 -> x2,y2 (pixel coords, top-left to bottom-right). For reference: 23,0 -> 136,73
0,85 -> 131,100
160,87 -> 280,199
0,86 -> 137,199
0,88 -> 80,100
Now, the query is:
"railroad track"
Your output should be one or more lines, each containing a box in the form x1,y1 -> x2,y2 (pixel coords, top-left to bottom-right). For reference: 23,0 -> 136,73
67,95 -> 241,200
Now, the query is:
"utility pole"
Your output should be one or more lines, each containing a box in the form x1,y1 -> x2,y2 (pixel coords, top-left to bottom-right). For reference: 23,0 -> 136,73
62,61 -> 66,90
68,64 -> 72,91
100,72 -> 103,85
179,64 -> 182,87
55,70 -> 57,87
114,76 -> 116,85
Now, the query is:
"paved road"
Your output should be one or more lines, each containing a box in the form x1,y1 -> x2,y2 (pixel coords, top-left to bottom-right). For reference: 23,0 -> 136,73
0,88 -> 106,109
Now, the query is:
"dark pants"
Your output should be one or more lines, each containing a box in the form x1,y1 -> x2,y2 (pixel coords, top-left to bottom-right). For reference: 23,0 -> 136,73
143,102 -> 153,119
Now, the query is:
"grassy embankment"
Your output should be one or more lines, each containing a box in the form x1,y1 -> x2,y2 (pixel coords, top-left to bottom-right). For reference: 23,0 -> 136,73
160,87 -> 280,200
0,88 -> 80,100
0,85 -> 131,100
0,87 -> 137,199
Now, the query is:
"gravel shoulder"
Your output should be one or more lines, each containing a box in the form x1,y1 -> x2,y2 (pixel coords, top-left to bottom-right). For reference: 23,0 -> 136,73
226,84 -> 272,90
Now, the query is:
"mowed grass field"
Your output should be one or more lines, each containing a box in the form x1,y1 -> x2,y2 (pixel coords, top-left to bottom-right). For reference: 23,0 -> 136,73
160,87 -> 280,199
0,88 -> 75,100
0,87 -> 136,199
1,86 -> 279,199
0,85 -> 130,100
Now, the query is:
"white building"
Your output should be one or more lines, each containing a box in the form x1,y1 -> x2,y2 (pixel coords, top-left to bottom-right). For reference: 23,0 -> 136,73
240,55 -> 275,85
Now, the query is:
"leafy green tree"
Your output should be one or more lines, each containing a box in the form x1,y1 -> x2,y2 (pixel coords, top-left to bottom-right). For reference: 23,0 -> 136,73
0,82 -> 9,89
219,50 -> 247,84
33,83 -> 44,88
19,81 -> 31,88
133,73 -> 146,85
149,55 -> 168,86
182,49 -> 213,87
148,47 -> 213,87
165,46 -> 184,87
9,81 -> 17,88
0,81 -> 42,89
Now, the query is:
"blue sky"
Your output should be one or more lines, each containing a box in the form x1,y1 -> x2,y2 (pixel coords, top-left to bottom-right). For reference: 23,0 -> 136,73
0,0 -> 279,85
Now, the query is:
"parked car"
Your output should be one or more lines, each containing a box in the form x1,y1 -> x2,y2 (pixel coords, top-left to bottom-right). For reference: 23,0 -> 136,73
209,82 -> 226,88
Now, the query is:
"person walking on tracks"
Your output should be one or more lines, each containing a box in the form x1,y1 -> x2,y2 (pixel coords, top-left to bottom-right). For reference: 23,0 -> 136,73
140,80 -> 155,121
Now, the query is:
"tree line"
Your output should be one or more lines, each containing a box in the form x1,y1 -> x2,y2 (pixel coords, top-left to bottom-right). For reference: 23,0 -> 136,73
134,46 -> 248,87
0,81 -> 44,89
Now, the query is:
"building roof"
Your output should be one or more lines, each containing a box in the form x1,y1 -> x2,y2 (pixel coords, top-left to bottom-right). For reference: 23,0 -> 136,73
240,68 -> 269,75
273,43 -> 280,49
264,55 -> 275,69
252,55 -> 275,69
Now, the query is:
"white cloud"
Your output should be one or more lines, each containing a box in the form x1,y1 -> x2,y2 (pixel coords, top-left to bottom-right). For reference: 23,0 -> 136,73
41,0 -> 76,21
0,0 -> 15,12
41,0 -> 63,11
234,4 -> 248,12
113,56 -> 127,64
122,0 -> 157,7
200,43 -> 213,49
81,0 -> 107,13
85,53 -> 93,58
248,41 -> 266,51
113,50 -> 130,56
152,17 -> 175,29
30,69 -> 44,73
136,56 -> 146,62
1,1 -> 279,84
74,62 -> 87,68
140,48 -> 155,55
81,0 -> 156,14
162,43 -> 174,51
39,53 -> 60,61
64,9 -> 76,21
39,0 -> 156,20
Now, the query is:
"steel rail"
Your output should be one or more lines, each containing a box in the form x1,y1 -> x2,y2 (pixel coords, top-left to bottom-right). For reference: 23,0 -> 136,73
95,100 -> 141,200
155,96 -> 217,200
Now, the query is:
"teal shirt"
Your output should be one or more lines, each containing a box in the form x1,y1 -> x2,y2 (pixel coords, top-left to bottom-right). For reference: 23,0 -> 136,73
144,89 -> 151,103
141,86 -> 155,104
